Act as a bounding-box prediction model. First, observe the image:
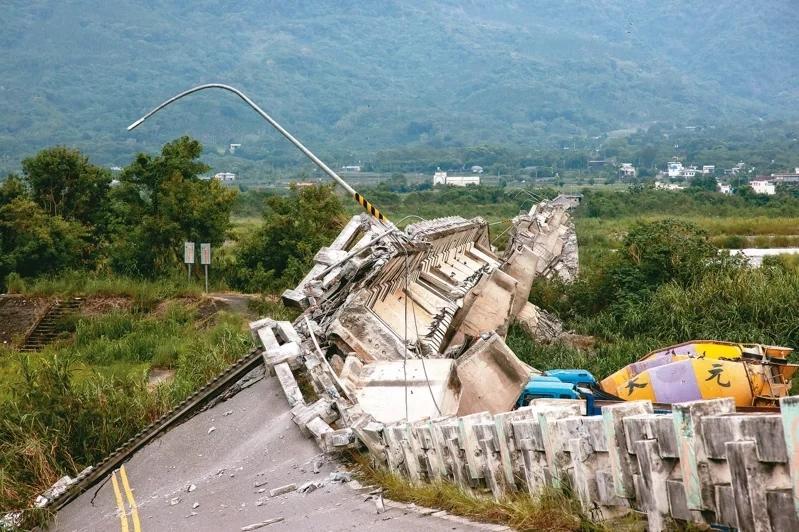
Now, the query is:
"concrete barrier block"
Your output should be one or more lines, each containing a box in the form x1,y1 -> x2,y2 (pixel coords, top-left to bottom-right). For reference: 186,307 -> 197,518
292,398 -> 338,432
256,325 -> 280,352
568,437 -> 597,512
727,440 -> 771,532
493,406 -> 538,490
595,469 -> 622,506
633,438 -> 672,531
436,419 -> 470,490
703,414 -> 787,463
306,416 -> 334,446
780,395 -> 799,520
274,362 -> 305,408
351,417 -> 386,459
264,342 -> 303,369
766,489 -> 799,532
383,423 -> 407,476
651,415 -> 679,458
324,428 -> 356,448
248,318 -> 275,341
474,422 -> 506,499
714,484 -> 738,528
672,398 -> 734,513
457,412 -> 493,481
666,479 -> 691,521
510,418 -> 547,494
581,416 -> 607,452
399,422 -> 425,483
536,403 -> 584,484
415,419 -> 448,481
601,400 -> 653,499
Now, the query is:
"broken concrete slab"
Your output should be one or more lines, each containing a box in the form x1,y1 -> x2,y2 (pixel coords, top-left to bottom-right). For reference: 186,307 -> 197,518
268,484 -> 297,497
455,333 -> 531,416
340,357 -> 461,423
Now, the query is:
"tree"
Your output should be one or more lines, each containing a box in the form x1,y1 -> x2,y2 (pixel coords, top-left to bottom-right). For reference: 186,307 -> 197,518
386,173 -> 408,193
230,184 -> 347,292
21,146 -> 111,227
689,174 -> 717,191
597,219 -> 737,314
109,137 -> 236,276
0,197 -> 87,288
0,174 -> 28,206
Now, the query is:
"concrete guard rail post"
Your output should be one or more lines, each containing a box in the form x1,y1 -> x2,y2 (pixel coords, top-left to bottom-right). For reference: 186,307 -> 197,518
374,398 -> 799,531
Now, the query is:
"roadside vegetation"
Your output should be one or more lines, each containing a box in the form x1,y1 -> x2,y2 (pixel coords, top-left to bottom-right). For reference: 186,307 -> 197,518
0,298 -> 252,518
349,452 -> 627,532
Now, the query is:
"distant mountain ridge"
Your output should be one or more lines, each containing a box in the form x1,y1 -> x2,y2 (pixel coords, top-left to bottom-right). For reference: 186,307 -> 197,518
0,0 -> 796,172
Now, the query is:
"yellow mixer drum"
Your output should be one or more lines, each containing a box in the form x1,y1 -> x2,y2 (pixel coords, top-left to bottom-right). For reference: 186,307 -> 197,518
605,357 -> 754,406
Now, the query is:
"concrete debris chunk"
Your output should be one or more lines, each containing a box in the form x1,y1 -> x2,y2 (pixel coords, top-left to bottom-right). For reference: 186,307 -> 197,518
187,484 -> 196,492
170,497 -> 181,506
373,493 -> 385,514
268,483 -> 296,497
297,480 -> 325,494
327,471 -> 352,483
240,517 -> 285,531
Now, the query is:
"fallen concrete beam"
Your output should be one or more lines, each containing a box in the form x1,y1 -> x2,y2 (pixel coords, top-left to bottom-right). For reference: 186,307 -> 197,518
274,362 -> 304,408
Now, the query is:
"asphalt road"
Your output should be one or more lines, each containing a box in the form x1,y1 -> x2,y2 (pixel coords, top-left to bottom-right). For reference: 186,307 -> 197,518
53,374 -> 495,531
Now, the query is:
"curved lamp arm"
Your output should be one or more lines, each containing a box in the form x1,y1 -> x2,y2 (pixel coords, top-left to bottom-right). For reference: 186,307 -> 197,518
128,83 -> 389,224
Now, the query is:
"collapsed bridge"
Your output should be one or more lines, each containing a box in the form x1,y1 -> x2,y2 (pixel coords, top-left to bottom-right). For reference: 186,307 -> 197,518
40,85 -> 799,532
249,198 -> 799,532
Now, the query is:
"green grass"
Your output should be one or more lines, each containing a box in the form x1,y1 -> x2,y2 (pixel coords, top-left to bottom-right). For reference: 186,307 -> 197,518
348,451 -> 632,532
5,272 -> 203,311
0,298 -> 253,520
506,324 -> 662,381
574,215 -> 799,274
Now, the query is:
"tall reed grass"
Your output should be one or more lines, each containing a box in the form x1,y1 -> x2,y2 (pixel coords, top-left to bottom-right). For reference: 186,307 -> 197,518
0,301 -> 252,519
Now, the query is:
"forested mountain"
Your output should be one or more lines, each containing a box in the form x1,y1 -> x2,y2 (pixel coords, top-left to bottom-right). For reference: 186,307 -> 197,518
1,1 -> 797,173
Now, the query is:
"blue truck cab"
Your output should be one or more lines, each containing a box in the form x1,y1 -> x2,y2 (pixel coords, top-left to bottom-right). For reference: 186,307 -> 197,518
515,369 -> 601,415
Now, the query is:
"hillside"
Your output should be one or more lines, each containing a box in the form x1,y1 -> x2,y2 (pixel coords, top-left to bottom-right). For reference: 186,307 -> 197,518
0,1 -> 797,174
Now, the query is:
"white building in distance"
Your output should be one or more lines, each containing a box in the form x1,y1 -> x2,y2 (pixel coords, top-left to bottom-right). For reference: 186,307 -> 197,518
667,161 -> 684,177
433,170 -> 480,187
619,163 -> 636,178
718,183 -> 732,195
702,165 -> 716,175
341,165 -> 361,172
750,180 -> 775,195
214,172 -> 236,181
655,181 -> 685,191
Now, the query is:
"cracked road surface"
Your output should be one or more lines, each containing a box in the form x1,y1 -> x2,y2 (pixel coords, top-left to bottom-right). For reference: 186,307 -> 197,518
54,374 -> 489,531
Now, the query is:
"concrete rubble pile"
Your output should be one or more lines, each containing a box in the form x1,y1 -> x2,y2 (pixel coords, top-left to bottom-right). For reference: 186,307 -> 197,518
249,197 -> 578,448
248,196 -> 799,531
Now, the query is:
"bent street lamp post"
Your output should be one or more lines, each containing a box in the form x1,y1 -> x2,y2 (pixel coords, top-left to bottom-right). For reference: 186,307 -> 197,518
127,83 -> 390,224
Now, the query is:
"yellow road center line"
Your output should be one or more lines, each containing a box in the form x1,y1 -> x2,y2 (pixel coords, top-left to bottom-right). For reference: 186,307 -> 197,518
110,471 -> 130,532
119,465 -> 142,532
